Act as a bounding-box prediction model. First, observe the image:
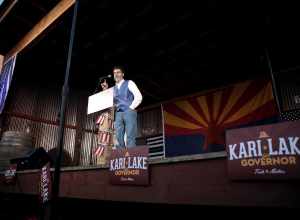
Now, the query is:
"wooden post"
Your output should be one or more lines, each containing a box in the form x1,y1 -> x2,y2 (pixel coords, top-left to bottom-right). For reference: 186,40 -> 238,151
4,0 -> 75,61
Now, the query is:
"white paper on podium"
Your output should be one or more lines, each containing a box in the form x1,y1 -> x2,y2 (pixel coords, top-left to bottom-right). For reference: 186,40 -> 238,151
87,87 -> 114,114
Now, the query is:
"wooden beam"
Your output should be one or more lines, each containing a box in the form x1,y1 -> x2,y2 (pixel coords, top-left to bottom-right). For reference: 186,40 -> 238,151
5,0 -> 75,61
0,54 -> 4,73
0,0 -> 18,24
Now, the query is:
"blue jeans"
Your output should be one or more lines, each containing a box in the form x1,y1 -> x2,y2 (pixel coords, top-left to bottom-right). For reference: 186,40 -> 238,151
114,109 -> 137,148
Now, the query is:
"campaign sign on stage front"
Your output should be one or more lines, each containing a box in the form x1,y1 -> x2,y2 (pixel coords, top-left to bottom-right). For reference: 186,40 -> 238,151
109,146 -> 149,185
226,120 -> 300,180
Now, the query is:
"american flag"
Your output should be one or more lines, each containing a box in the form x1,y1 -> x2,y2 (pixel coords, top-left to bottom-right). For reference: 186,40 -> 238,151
109,118 -> 114,129
0,55 -> 17,114
94,145 -> 104,157
96,114 -> 105,125
280,109 -> 300,121
98,132 -> 111,145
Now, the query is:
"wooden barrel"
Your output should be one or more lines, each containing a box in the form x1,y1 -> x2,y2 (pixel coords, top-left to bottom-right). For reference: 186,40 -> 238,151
0,131 -> 34,170
1,131 -> 33,147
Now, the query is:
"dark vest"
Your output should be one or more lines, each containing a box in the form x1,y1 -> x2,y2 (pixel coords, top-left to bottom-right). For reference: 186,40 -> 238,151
113,80 -> 134,112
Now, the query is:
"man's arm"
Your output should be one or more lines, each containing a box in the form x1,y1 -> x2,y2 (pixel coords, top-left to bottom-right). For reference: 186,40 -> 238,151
128,80 -> 143,109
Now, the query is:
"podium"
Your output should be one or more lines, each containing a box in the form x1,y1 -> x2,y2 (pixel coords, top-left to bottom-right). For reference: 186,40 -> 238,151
87,88 -> 115,165
87,87 -> 114,114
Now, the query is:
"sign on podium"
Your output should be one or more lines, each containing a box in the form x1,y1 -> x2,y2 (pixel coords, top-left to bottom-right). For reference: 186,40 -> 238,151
87,87 -> 114,114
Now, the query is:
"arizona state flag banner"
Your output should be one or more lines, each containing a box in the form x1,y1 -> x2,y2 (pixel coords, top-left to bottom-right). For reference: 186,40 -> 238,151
163,79 -> 279,157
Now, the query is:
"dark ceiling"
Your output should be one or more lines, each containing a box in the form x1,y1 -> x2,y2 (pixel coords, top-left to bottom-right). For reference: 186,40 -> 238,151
0,1 -> 300,107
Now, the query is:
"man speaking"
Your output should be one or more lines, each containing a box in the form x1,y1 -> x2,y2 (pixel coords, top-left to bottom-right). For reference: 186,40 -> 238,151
113,66 -> 142,148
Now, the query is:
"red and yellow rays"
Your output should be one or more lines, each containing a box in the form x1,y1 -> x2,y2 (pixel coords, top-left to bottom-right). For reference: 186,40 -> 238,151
163,80 -> 277,149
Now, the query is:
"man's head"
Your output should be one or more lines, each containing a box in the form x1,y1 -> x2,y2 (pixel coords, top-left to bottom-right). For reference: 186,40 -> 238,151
113,66 -> 125,83
100,79 -> 109,91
